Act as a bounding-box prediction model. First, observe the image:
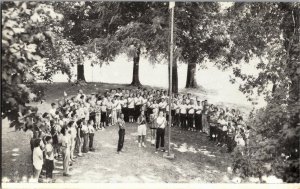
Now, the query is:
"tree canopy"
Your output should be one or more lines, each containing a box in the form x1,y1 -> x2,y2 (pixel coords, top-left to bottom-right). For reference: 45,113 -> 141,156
2,2 -> 64,127
222,2 -> 300,182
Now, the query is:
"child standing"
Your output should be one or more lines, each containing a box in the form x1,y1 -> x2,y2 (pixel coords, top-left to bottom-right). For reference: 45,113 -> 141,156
60,127 -> 71,177
155,111 -> 166,153
32,138 -> 44,182
127,93 -> 135,123
100,101 -> 107,129
149,114 -> 157,146
88,119 -> 95,152
137,111 -> 147,148
117,114 -> 126,154
95,100 -> 102,130
44,136 -> 54,182
106,98 -> 113,126
111,98 -> 118,126
81,120 -> 89,153
179,99 -> 188,130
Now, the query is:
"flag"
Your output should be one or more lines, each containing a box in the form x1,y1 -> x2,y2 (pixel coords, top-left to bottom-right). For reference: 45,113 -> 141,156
169,2 -> 175,9
64,91 -> 67,97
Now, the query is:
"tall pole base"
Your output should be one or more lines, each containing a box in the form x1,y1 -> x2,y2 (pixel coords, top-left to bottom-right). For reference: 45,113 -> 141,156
163,152 -> 175,159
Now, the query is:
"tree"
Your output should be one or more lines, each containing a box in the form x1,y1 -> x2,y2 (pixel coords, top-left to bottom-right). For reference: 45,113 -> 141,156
2,2 -> 64,129
57,2 -> 228,90
174,2 -> 229,88
221,2 -> 300,182
53,2 -> 95,83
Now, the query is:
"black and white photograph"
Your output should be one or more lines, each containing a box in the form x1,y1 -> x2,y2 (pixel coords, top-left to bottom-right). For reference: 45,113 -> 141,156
1,1 -> 300,187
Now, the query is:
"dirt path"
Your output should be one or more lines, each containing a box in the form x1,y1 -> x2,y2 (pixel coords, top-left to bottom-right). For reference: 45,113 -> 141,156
2,118 -> 232,183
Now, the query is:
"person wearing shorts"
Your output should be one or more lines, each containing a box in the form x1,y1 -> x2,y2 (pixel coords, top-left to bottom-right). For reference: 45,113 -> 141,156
137,111 -> 147,148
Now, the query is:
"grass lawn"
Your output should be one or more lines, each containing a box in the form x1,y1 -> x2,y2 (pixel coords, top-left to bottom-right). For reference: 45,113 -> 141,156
2,82 -> 238,183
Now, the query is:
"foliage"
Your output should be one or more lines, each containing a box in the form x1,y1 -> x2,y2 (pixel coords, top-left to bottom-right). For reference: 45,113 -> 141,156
1,2 -> 63,128
223,2 -> 300,183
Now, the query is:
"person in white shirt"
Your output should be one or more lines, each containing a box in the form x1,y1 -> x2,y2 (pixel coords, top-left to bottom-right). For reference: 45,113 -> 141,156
158,98 -> 167,113
49,103 -> 57,121
44,136 -> 54,182
187,99 -> 196,131
127,93 -> 135,123
120,96 -> 128,122
106,98 -> 113,126
100,101 -> 107,128
218,115 -> 229,146
146,98 -> 153,122
134,93 -> 142,122
84,102 -> 90,122
88,120 -> 95,151
95,100 -> 102,130
111,98 -> 118,126
33,138 -> 43,182
68,121 -> 77,162
141,94 -> 147,115
61,127 -> 71,177
155,111 -> 166,153
81,120 -> 89,153
174,100 -> 180,127
116,96 -> 122,119
137,111 -> 147,148
152,100 -> 159,118
195,100 -> 203,132
76,89 -> 86,102
180,99 -> 188,130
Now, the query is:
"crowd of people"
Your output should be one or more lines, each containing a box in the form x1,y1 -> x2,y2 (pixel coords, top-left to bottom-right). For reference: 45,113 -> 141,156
28,87 -> 250,182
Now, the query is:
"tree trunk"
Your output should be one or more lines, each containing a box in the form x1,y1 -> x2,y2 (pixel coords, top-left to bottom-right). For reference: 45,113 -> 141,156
77,64 -> 86,82
185,60 -> 197,88
130,48 -> 141,86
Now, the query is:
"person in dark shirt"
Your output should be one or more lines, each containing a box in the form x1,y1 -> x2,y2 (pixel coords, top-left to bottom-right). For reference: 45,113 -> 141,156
117,114 -> 126,154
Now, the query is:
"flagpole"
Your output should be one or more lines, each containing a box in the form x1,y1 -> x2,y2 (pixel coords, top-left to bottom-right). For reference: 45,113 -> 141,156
164,1 -> 175,159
